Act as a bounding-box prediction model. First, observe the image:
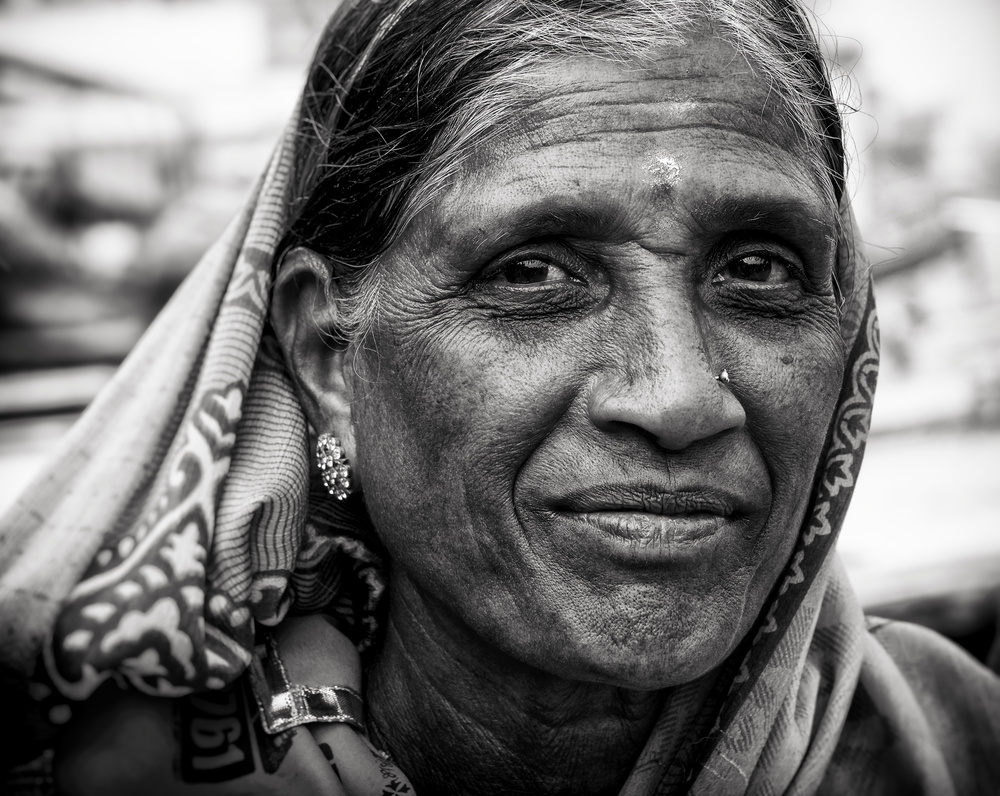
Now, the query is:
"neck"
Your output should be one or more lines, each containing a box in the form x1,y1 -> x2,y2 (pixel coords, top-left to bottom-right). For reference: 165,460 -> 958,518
365,577 -> 673,796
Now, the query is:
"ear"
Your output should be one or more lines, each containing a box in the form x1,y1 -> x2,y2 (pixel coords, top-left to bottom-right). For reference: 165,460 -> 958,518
270,247 -> 360,470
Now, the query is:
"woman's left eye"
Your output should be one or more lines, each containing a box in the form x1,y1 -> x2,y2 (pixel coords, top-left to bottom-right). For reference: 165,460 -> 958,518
715,252 -> 795,285
488,258 -> 579,285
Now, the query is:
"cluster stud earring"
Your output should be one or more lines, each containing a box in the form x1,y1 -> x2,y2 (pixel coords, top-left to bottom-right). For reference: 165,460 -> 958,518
317,433 -> 352,500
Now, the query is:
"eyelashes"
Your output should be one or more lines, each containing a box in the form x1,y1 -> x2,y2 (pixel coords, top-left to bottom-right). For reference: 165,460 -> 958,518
464,234 -> 827,329
478,235 -> 809,295
711,249 -> 800,288
486,257 -> 584,286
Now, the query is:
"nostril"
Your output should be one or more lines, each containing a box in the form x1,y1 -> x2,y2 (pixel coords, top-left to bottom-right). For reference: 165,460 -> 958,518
587,365 -> 746,451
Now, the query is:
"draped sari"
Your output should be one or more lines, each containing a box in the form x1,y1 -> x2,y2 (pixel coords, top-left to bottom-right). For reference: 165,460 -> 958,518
2,70 -> 1000,796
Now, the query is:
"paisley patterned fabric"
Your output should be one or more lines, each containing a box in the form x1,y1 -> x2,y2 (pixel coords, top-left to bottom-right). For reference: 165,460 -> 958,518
0,113 -> 386,708
2,61 -> 1000,796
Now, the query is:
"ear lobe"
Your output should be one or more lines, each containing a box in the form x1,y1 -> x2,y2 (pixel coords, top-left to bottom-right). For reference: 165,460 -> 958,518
270,246 -> 359,462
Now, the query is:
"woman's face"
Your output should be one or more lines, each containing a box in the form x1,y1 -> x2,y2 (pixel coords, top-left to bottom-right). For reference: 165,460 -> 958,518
348,32 -> 844,688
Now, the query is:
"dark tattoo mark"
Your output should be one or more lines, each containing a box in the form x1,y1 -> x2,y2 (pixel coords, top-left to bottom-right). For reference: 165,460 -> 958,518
176,684 -> 255,782
318,741 -> 342,780
370,745 -> 411,794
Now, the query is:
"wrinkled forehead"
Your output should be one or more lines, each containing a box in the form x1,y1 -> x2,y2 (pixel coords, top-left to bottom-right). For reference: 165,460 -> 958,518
526,36 -> 801,141
426,35 -> 836,232
494,31 -> 832,184
446,32 -> 836,215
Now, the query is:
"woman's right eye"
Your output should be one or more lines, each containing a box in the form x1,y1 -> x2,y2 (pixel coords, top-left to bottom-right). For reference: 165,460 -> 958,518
488,258 -> 580,285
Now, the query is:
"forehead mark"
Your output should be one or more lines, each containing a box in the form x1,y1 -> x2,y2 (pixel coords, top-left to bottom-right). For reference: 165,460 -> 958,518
645,154 -> 681,195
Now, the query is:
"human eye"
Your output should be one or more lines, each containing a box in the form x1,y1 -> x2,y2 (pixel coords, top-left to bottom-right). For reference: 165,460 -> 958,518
711,246 -> 802,288
470,244 -> 603,320
487,256 -> 583,286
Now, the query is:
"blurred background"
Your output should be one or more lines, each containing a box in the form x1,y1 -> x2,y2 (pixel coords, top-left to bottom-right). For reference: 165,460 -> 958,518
0,0 -> 997,661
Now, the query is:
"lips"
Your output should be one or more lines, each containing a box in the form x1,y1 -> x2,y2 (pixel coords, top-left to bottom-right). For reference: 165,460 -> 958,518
552,483 -> 750,549
572,510 -> 727,546
556,483 -> 743,516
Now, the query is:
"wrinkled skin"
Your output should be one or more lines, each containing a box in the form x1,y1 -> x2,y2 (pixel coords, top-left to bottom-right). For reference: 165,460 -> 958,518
274,31 -> 844,794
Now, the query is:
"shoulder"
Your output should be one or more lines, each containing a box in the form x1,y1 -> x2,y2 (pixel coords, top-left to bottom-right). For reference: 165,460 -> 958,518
863,617 -> 1000,790
866,616 -> 1000,711
53,679 -> 337,795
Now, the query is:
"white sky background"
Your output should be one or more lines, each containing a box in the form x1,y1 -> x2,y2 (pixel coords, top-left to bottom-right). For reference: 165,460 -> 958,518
812,0 -> 1000,114
809,0 -> 1000,196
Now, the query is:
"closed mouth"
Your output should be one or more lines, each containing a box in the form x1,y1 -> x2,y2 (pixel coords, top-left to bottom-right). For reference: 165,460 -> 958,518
551,483 -> 747,549
555,483 -> 742,517
568,509 -> 728,546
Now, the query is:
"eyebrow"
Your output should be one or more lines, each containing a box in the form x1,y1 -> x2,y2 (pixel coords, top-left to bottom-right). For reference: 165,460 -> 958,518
688,194 -> 838,246
451,191 -> 836,262
454,199 -> 638,256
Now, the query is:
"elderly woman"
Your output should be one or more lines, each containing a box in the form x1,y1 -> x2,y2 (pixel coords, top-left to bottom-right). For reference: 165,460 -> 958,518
2,0 -> 999,793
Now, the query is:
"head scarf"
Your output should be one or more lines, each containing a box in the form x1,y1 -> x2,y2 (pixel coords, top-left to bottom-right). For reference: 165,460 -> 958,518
2,9 -> 996,795
0,111 -> 387,699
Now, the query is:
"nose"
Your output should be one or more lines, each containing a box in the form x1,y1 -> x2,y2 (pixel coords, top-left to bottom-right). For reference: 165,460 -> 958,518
586,308 -> 746,451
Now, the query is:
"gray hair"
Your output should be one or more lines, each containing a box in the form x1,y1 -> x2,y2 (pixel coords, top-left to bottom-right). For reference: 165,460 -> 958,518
283,0 -> 845,344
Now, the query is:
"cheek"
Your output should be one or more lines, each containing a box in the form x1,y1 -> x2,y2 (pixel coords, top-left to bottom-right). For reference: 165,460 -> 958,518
361,318 -> 568,462
760,343 -> 841,476
349,314 -> 576,572
703,315 -> 843,642
726,316 -> 844,525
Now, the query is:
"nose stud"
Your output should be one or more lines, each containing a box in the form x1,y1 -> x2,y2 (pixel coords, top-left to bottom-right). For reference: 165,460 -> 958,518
715,369 -> 730,384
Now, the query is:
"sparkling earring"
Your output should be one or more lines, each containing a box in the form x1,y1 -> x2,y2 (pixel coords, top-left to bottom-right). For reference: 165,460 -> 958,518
317,434 -> 351,500
715,368 -> 731,384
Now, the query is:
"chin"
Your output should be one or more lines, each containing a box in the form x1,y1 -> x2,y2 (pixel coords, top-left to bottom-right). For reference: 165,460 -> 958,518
601,642 -> 739,691
524,604 -> 750,691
